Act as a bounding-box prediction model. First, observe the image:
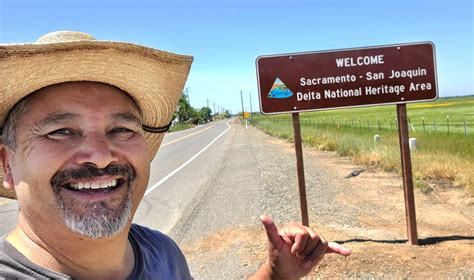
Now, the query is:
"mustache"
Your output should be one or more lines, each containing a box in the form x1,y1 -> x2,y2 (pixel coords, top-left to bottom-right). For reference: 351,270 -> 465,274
51,163 -> 136,188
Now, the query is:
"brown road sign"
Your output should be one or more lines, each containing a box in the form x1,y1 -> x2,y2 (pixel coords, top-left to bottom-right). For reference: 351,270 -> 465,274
256,42 -> 438,114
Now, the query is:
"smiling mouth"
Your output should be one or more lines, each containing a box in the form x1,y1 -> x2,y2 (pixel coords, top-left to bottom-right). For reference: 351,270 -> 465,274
63,179 -> 126,192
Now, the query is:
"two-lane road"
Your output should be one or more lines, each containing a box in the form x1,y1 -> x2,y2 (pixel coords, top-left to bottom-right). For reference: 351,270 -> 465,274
146,120 -> 230,195
134,120 -> 233,232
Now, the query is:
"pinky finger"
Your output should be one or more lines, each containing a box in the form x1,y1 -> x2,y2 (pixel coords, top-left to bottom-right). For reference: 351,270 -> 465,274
326,242 -> 352,256
302,236 -> 328,269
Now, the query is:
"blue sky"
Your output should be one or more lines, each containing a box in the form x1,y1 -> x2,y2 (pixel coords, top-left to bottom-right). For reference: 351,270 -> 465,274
1,0 -> 472,114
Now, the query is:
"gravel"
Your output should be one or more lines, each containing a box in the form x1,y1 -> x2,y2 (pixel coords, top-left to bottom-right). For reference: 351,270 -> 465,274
171,123 -> 363,279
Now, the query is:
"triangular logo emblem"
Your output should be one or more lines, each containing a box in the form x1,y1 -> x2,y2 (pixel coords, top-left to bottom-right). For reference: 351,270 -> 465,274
267,77 -> 293,99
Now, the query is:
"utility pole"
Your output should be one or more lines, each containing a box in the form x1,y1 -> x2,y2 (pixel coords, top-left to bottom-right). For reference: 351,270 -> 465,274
185,87 -> 190,107
206,98 -> 209,108
213,102 -> 216,115
249,92 -> 253,119
240,90 -> 245,118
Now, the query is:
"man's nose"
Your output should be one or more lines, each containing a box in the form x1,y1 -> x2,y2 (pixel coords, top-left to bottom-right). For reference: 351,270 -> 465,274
74,132 -> 118,169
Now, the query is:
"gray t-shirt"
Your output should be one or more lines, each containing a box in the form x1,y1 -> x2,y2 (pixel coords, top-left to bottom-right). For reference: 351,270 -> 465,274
0,224 -> 192,279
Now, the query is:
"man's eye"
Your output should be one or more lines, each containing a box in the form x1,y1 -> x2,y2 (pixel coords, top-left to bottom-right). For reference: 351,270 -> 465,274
110,127 -> 134,133
110,127 -> 136,140
47,128 -> 75,137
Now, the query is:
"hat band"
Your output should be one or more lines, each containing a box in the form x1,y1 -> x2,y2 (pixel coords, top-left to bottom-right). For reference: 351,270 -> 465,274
143,121 -> 172,133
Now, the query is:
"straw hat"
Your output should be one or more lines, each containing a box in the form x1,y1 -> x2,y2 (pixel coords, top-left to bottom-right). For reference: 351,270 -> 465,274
0,31 -> 194,199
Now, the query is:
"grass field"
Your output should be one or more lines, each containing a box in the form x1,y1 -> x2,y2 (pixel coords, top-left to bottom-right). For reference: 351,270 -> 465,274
251,96 -> 474,196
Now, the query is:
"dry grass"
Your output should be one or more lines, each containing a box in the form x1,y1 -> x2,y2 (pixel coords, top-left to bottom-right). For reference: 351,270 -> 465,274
252,119 -> 474,197
353,148 -> 474,195
413,153 -> 474,194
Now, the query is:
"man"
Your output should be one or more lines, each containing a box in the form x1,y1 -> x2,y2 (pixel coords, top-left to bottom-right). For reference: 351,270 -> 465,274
0,31 -> 350,279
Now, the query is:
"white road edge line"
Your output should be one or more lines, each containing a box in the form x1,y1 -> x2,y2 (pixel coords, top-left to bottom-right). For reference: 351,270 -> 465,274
145,121 -> 232,197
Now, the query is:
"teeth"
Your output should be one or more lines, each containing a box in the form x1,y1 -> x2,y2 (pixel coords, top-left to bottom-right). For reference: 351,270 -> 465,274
69,180 -> 118,190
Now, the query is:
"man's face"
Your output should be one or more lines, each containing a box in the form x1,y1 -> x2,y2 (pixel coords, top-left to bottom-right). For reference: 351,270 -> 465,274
3,82 -> 150,238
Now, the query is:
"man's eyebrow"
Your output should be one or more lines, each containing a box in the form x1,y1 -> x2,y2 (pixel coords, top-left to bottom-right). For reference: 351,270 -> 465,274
34,112 -> 142,129
36,113 -> 79,128
112,112 -> 142,125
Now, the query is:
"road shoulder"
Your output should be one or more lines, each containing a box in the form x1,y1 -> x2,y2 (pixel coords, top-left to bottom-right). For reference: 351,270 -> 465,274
178,123 -> 474,278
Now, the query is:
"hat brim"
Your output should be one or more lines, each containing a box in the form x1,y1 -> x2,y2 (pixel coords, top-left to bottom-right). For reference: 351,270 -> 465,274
0,40 -> 193,199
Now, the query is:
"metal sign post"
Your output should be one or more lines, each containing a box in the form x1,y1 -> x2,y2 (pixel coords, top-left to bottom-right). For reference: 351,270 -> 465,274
396,104 -> 419,245
292,113 -> 309,226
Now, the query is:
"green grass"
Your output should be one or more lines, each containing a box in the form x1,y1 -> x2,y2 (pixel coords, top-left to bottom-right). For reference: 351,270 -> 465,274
169,122 -> 195,132
260,96 -> 474,134
252,96 -> 474,196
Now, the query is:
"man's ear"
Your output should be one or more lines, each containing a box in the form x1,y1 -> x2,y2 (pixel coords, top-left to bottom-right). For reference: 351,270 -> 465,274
1,146 -> 14,189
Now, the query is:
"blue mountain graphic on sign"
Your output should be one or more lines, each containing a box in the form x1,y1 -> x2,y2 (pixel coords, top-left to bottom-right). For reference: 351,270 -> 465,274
267,77 -> 293,99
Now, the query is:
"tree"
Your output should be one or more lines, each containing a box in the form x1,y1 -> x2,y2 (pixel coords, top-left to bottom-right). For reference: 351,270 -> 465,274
174,91 -> 194,122
199,107 -> 212,123
172,89 -> 215,125
222,110 -> 231,118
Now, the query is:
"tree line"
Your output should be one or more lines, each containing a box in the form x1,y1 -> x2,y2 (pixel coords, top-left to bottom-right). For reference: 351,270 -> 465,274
173,91 -> 230,125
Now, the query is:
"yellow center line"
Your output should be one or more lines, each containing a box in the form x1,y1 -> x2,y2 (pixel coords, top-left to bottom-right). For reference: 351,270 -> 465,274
0,199 -> 13,206
161,125 -> 215,147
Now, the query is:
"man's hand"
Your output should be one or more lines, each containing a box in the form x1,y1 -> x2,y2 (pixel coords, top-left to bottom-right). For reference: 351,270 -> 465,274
250,215 -> 351,279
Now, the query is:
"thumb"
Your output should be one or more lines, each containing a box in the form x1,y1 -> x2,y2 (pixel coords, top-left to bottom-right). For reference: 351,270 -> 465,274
260,215 -> 284,249
326,242 -> 352,256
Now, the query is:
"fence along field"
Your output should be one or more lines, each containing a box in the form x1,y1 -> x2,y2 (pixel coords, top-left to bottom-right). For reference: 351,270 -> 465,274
252,96 -> 474,196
